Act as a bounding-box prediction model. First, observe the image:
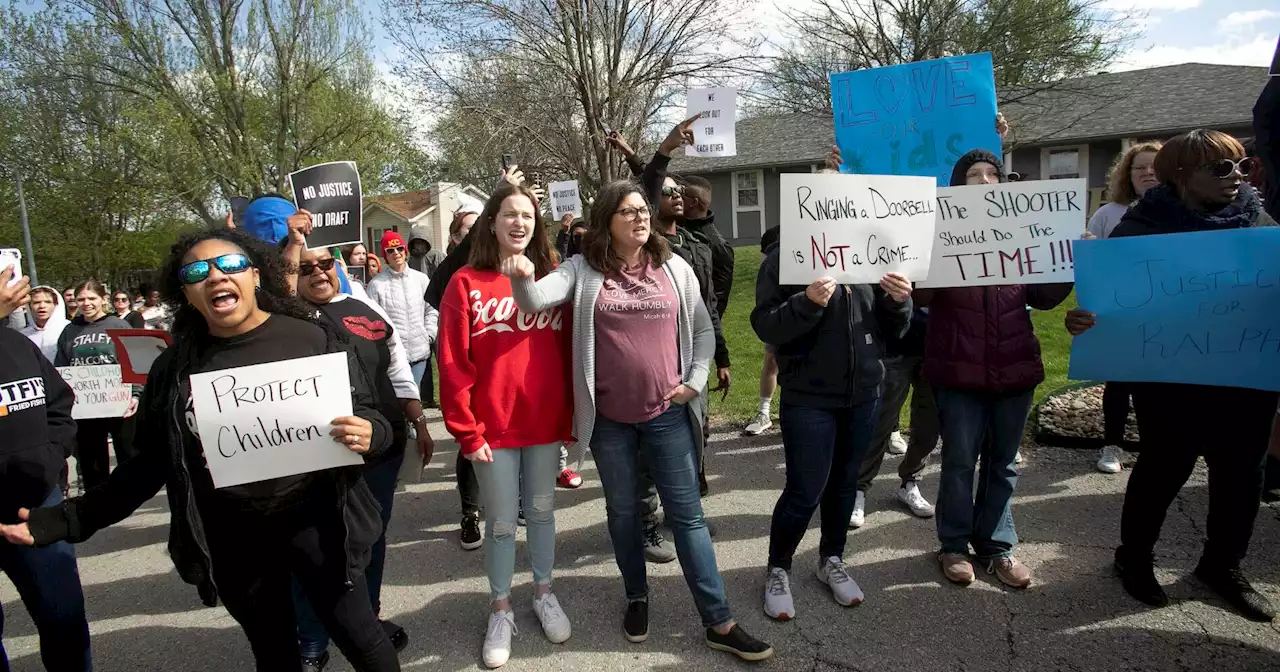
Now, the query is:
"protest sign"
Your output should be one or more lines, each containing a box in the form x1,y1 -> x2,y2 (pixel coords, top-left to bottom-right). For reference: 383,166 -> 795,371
57,365 -> 131,420
916,178 -> 1086,288
187,352 -> 364,488
829,53 -> 1000,185
287,161 -> 363,249
549,180 -> 583,220
778,173 -> 936,285
108,329 -> 173,385
685,88 -> 737,157
1068,228 -> 1280,391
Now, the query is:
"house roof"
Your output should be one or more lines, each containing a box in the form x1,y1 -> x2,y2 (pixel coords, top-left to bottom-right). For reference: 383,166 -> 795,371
365,190 -> 435,221
671,63 -> 1267,174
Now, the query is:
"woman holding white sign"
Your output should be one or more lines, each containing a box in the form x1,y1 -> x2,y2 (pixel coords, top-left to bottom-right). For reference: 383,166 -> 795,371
2,229 -> 403,671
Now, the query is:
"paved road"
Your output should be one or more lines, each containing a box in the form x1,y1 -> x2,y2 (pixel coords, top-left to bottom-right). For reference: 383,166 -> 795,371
4,418 -> 1280,671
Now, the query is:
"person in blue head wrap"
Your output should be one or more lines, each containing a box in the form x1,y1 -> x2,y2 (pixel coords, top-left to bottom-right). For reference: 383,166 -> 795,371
243,196 -> 356,295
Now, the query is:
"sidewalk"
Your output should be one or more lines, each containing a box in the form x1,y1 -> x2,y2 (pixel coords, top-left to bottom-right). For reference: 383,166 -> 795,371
3,423 -> 1278,671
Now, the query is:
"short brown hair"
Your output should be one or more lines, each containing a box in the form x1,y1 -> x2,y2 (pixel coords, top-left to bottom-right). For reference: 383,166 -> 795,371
581,180 -> 671,275
1107,141 -> 1163,204
449,209 -> 477,240
468,184 -> 559,277
75,280 -> 108,299
1154,129 -> 1245,189
30,287 -> 58,303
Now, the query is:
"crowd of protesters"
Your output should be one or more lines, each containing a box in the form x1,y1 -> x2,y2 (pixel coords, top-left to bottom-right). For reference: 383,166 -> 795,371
0,66 -> 1276,672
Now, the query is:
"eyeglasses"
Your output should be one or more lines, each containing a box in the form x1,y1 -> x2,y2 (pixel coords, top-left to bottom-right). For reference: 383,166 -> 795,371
385,246 -> 406,255
614,206 -> 652,221
113,296 -> 130,303
661,186 -> 685,198
299,258 -> 336,276
1197,157 -> 1255,179
179,253 -> 253,285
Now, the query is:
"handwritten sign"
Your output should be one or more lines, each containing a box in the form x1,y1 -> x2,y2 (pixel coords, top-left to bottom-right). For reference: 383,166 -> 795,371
188,352 -> 363,488
778,173 -> 937,284
549,180 -> 582,220
829,53 -> 1000,185
57,365 -> 131,420
685,88 -> 737,157
287,161 -> 363,249
1068,228 -> 1280,391
916,178 -> 1086,288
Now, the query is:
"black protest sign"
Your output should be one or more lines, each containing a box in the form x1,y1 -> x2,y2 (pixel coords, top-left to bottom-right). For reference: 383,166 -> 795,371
287,161 -> 363,249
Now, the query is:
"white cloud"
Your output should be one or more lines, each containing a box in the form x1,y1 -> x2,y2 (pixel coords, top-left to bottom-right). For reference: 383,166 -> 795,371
1217,9 -> 1280,32
1114,32 -> 1278,70
1098,0 -> 1200,11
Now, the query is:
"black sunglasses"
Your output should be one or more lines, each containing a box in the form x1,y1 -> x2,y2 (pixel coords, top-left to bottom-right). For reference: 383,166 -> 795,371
1198,157 -> 1255,179
179,253 -> 253,285
299,258 -> 337,276
112,296 -> 130,303
661,186 -> 685,198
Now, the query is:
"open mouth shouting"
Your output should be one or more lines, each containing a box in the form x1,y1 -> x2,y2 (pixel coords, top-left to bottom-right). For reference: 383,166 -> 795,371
208,285 -> 241,316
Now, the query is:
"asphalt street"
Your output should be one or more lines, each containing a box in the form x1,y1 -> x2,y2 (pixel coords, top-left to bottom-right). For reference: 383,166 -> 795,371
4,416 -> 1279,671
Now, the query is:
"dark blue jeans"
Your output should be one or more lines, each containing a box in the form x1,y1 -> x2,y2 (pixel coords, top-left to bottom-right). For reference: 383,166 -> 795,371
933,386 -> 1034,559
768,400 -> 878,571
0,489 -> 92,672
295,452 -> 402,657
591,404 -> 732,629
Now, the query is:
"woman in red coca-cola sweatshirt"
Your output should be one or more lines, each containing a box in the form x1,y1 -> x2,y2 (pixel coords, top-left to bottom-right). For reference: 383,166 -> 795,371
438,183 -> 574,668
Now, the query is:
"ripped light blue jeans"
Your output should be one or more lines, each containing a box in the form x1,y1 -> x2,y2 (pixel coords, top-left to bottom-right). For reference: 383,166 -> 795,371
473,442 -> 561,600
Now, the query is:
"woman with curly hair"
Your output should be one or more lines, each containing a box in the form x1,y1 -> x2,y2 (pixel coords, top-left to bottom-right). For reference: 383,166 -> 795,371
0,228 -> 402,671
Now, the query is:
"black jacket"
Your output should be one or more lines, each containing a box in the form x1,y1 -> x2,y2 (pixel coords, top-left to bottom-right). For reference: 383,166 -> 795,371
751,246 -> 912,408
426,229 -> 475,310
1254,62 -> 1279,221
1112,183 -> 1277,238
0,329 -> 77,521
27,318 -> 391,608
682,212 -> 734,318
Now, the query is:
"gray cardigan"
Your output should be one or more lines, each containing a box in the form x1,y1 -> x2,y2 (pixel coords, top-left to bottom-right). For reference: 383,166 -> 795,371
510,253 -> 715,452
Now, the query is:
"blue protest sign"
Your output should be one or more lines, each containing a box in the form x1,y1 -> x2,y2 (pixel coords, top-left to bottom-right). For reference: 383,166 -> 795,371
1068,228 -> 1280,391
829,53 -> 1001,185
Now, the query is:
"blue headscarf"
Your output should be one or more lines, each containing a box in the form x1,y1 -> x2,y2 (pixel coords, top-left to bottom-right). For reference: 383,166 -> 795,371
240,196 -> 295,245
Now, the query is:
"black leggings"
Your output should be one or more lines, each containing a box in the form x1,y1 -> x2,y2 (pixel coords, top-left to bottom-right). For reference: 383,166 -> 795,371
1102,382 -> 1134,445
74,417 -> 136,492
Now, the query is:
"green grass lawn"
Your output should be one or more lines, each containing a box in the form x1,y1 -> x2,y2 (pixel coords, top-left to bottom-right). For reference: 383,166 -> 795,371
707,246 -> 1076,427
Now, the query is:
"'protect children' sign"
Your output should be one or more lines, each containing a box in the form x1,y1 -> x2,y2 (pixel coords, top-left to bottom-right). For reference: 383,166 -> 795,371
287,161 -> 363,250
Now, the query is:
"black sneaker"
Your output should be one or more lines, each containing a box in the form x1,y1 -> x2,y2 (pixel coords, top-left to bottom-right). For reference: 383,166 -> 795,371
705,624 -> 773,661
1194,564 -> 1276,622
380,619 -> 408,653
1115,548 -> 1167,607
301,650 -> 330,671
460,513 -> 483,551
623,600 -> 648,643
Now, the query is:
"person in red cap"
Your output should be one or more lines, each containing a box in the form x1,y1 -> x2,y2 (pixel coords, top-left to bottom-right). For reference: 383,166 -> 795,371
366,231 -> 438,429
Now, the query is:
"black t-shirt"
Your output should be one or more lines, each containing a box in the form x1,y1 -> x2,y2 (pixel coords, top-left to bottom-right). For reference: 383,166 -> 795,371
316,297 -> 407,455
180,315 -> 332,511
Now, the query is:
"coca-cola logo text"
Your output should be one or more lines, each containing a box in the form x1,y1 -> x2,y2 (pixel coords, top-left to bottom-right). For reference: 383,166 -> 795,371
470,290 -> 564,336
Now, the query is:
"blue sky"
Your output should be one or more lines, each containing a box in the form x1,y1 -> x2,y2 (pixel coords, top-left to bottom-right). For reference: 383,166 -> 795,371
1106,0 -> 1279,69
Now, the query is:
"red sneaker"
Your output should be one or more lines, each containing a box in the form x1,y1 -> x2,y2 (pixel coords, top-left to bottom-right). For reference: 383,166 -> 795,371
557,468 -> 583,489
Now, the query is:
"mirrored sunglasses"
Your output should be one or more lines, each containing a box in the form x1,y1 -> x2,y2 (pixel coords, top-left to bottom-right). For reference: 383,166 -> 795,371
179,253 -> 253,285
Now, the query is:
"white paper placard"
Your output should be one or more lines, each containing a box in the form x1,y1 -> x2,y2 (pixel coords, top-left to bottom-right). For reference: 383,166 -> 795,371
779,173 -> 937,284
549,180 -> 582,220
57,365 -> 131,420
188,352 -> 363,488
916,178 -> 1086,288
685,88 -> 737,157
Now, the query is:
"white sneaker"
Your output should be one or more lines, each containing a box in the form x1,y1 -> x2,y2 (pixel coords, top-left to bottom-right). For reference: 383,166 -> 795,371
533,592 -> 572,644
762,567 -> 795,620
887,430 -> 908,455
482,610 -> 517,669
848,491 -> 866,529
1015,450 -> 1025,465
1096,445 -> 1123,474
817,556 -> 864,607
744,411 -> 772,435
897,482 -> 935,518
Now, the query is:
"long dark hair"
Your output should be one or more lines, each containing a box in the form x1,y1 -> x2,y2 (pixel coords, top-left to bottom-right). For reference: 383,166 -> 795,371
581,180 -> 671,274
158,228 -> 317,338
468,184 -> 559,277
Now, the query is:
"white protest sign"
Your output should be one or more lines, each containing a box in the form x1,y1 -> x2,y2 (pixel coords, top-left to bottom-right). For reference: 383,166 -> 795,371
916,178 -> 1086,288
779,173 -> 937,285
187,352 -> 363,488
549,180 -> 582,220
57,365 -> 131,420
685,88 -> 737,157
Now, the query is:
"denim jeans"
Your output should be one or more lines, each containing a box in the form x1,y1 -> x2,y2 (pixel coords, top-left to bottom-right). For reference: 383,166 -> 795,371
933,386 -> 1034,559
858,355 -> 940,492
0,489 -> 92,672
296,452 -> 402,657
590,404 -> 732,629
768,400 -> 878,571
473,443 -> 561,600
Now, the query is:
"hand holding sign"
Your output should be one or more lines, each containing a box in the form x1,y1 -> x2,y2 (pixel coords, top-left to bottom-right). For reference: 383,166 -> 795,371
880,272 -> 912,302
806,277 -> 837,307
1064,307 -> 1095,336
286,209 -> 313,247
329,415 -> 373,454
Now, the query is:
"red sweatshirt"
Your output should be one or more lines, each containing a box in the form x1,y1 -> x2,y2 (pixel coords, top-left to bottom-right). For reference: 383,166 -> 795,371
438,265 -> 574,454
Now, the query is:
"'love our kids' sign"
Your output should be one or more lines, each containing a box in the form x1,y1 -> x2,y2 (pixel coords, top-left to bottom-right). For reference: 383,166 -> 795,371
829,53 -> 1001,185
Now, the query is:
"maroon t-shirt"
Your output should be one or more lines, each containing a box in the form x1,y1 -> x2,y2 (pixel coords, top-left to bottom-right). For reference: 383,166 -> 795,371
593,263 -> 681,423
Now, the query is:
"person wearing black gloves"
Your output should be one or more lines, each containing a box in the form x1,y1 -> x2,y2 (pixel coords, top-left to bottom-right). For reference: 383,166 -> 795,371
0,229 -> 401,671
0,268 -> 92,672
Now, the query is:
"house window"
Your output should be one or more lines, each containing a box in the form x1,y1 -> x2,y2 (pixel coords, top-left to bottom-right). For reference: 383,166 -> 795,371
731,170 -> 764,239
1040,145 -> 1090,182
370,225 -> 398,251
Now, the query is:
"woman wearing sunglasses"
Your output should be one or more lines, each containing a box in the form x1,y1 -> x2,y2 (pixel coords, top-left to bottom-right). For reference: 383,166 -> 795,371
3,229 -> 402,671
111,290 -> 146,328
1066,130 -> 1277,622
55,280 -> 140,491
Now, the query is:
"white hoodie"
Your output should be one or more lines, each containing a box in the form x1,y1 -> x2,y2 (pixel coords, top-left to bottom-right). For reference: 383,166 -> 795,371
19,286 -> 70,363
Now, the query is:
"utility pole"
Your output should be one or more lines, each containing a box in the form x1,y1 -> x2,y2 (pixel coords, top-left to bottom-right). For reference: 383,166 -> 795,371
15,172 -> 37,286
